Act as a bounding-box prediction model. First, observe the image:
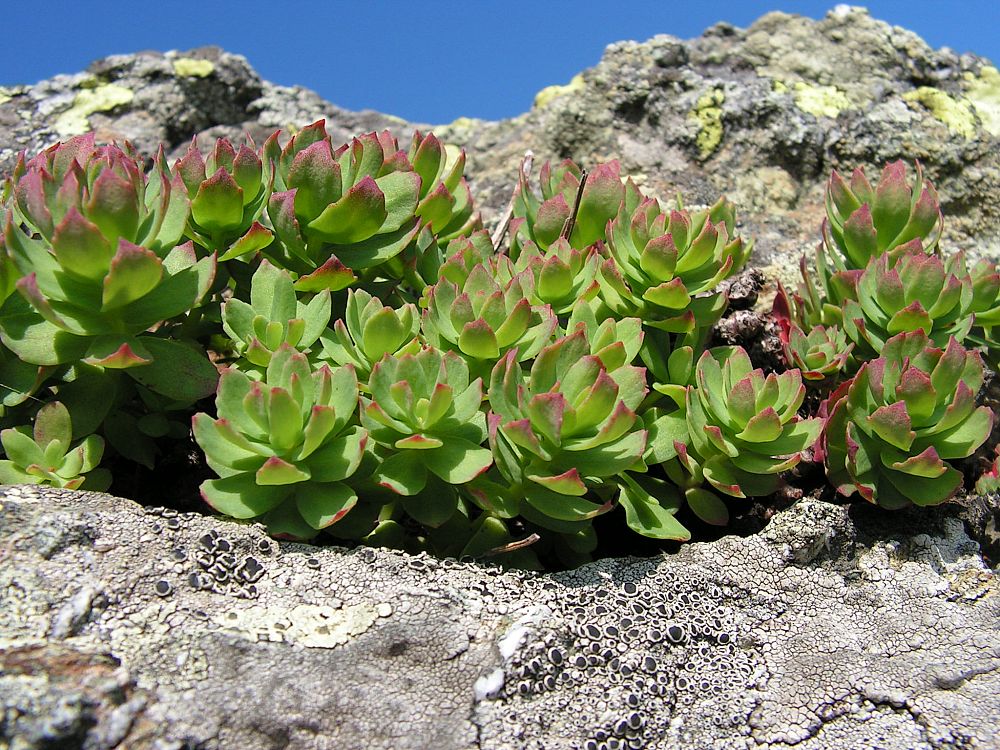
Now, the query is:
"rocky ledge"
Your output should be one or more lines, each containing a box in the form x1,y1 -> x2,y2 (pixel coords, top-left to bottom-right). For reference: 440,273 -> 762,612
1,485 -> 998,749
1,7 -> 999,749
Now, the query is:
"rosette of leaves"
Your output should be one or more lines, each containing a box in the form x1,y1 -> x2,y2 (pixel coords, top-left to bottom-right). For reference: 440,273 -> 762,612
512,160 -> 633,251
966,258 -> 1000,367
663,347 -> 823,516
407,131 -> 482,243
0,400 -> 110,490
0,137 -> 218,402
781,323 -> 854,382
221,259 -> 330,371
486,329 -> 651,535
421,262 -> 558,378
193,344 -> 368,539
840,248 -> 975,357
974,445 -> 1000,495
818,331 -> 992,509
509,236 -> 602,316
360,347 -> 494,526
599,195 -> 751,384
317,288 -> 420,382
173,136 -> 274,259
823,160 -> 942,270
401,229 -> 496,297
264,121 -> 422,291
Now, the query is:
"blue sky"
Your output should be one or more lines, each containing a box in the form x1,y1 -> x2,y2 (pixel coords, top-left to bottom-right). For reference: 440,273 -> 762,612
4,1 -> 998,124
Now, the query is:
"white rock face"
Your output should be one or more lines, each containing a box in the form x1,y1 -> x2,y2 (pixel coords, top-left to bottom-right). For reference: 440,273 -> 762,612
1,485 -> 997,749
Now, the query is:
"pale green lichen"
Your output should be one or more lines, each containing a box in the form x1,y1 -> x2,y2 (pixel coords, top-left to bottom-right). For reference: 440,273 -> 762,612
0,87 -> 13,105
964,65 -> 1000,137
173,58 -> 215,78
534,74 -> 585,110
791,82 -> 851,119
690,87 -> 725,159
215,602 -> 391,648
903,87 -> 978,139
53,84 -> 134,137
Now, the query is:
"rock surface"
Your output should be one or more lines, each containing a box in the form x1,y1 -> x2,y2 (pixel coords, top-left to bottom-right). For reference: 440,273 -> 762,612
2,8 -> 1000,749
1,485 -> 998,749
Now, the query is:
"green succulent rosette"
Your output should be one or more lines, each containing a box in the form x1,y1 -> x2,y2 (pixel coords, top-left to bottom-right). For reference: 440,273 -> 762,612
0,400 -> 109,490
782,323 -> 854,382
818,331 -> 992,509
486,329 -> 649,532
421,262 -> 558,378
823,160 -> 942,271
599,194 -> 751,385
193,344 -> 368,539
174,136 -> 274,258
651,347 -> 822,523
221,259 -> 330,370
966,257 -> 1000,368
0,136 -> 217,401
361,347 -> 493,517
840,247 -> 974,357
512,160 -> 632,251
510,236 -> 602,316
317,288 -> 420,383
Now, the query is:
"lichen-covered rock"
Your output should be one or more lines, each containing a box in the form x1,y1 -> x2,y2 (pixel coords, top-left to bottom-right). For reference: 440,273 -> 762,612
1,485 -> 998,749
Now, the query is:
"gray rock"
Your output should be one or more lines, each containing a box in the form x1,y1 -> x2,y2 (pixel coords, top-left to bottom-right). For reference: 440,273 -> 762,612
1,485 -> 998,749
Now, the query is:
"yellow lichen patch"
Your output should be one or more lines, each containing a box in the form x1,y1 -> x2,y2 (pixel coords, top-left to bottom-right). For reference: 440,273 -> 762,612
173,58 -> 215,78
53,84 -> 134,137
0,87 -> 13,105
771,80 -> 789,94
215,602 -> 388,648
903,87 -> 978,139
964,66 -> 1000,137
533,73 -> 585,110
689,87 -> 725,160
792,82 -> 851,119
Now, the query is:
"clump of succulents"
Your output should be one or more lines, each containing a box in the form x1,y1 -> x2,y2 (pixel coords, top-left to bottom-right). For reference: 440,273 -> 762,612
193,344 -> 368,539
2,125 -> 996,568
221,259 -> 330,370
819,331 -> 992,509
651,346 -> 823,524
0,401 -> 109,489
174,136 -> 274,258
359,346 -> 494,528
513,160 -> 631,250
317,288 -> 420,382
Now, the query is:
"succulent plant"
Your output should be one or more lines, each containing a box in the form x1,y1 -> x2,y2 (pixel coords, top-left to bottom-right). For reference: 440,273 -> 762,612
966,257 -> 1000,367
823,159 -> 942,270
174,136 -> 274,258
407,130 -> 481,242
264,122 -> 421,291
193,344 -> 368,539
674,346 -> 823,504
1,137 -> 218,401
421,262 -> 558,377
221,259 -> 330,370
513,160 -> 630,250
974,445 -> 1000,495
598,194 -> 751,384
780,322 -> 854,382
401,229 -> 496,296
840,248 -> 974,357
487,329 -> 649,532
509,236 -> 602,316
361,346 -> 493,507
818,331 -> 992,509
0,401 -> 109,489
317,288 -> 420,382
